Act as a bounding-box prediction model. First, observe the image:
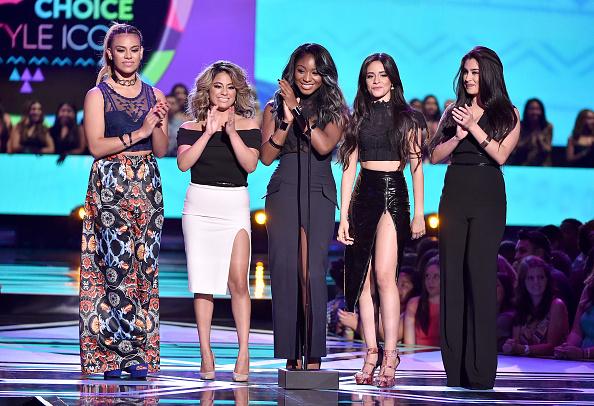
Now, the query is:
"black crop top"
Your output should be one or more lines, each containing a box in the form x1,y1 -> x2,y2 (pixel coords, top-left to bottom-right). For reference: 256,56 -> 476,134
449,113 -> 499,166
358,101 -> 401,162
177,128 -> 261,186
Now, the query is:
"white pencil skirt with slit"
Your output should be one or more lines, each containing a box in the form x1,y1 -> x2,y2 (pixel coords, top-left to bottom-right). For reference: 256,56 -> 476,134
182,183 -> 251,295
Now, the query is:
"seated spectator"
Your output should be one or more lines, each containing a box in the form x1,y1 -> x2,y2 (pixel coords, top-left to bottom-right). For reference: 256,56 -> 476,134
502,256 -> 569,356
396,266 -> 420,341
566,109 -> 594,167
409,98 -> 422,112
498,254 -> 517,286
555,253 -> 594,360
571,221 -> 594,298
551,250 -> 572,278
166,94 -> 186,156
497,272 -> 515,351
50,102 -> 85,158
404,256 -> 440,347
171,83 -> 190,113
0,103 -> 11,153
540,224 -> 562,251
416,236 -> 438,260
508,98 -> 552,166
327,259 -> 353,339
515,229 -> 575,320
8,100 -> 54,154
443,99 -> 455,110
499,240 -> 516,266
422,95 -> 441,138
560,218 -> 582,261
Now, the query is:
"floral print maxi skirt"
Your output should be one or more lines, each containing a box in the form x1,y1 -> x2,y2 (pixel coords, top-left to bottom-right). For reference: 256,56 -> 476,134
79,153 -> 164,374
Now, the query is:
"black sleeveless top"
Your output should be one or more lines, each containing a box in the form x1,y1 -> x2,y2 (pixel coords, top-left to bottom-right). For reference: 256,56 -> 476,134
358,101 -> 402,162
449,113 -> 499,166
97,81 -> 156,152
177,127 -> 261,186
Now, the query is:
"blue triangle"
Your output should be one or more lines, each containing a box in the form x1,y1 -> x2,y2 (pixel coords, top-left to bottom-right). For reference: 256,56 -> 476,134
9,68 -> 20,81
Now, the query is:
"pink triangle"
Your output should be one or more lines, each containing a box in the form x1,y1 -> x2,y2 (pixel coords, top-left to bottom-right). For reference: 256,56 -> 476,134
21,68 -> 32,81
166,8 -> 183,31
20,81 -> 32,94
31,68 -> 44,82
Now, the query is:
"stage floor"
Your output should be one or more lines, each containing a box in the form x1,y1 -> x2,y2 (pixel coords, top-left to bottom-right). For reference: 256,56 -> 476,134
1,321 -> 593,404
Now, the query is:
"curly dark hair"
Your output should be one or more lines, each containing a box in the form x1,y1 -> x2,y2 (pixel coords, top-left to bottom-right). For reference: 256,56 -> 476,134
338,53 -> 426,170
271,43 -> 349,129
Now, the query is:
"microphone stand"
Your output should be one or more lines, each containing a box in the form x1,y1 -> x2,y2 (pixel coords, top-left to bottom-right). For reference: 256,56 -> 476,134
278,108 -> 338,391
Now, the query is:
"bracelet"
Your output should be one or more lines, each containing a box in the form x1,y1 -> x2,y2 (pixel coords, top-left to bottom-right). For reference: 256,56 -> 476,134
279,121 -> 289,131
126,132 -> 133,145
268,135 -> 283,150
480,135 -> 492,148
118,135 -> 128,147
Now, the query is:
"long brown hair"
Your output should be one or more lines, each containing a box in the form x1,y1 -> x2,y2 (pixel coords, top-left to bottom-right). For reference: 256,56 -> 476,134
96,23 -> 143,85
16,100 -> 48,143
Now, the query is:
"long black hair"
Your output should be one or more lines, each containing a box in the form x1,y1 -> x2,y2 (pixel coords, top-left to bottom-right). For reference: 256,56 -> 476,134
272,43 -> 348,129
416,255 -> 439,335
430,46 -> 517,151
338,53 -> 426,170
521,98 -> 548,132
50,102 -> 79,149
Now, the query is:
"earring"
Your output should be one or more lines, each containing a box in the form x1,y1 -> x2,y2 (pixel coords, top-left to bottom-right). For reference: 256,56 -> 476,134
391,86 -> 394,90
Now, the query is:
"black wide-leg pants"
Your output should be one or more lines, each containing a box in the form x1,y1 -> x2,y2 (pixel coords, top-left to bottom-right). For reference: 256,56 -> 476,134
438,164 -> 506,389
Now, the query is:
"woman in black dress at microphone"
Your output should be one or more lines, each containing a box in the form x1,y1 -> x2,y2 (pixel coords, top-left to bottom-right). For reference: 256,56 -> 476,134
429,46 -> 520,389
260,43 -> 349,370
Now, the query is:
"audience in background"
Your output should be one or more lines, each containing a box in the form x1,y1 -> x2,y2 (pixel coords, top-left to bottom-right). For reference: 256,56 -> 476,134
555,253 -> 594,360
421,95 -> 441,138
171,83 -> 190,113
404,256 -> 440,347
503,256 -> 568,357
0,103 -> 11,153
8,100 -> 54,154
560,218 -> 582,261
509,98 -> 553,166
49,102 -> 86,158
409,98 -> 422,112
499,240 -> 517,266
566,109 -> 594,167
165,94 -> 186,156
497,271 -> 515,351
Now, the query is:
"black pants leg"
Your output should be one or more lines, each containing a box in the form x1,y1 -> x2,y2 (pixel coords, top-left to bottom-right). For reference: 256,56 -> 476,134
439,166 -> 506,389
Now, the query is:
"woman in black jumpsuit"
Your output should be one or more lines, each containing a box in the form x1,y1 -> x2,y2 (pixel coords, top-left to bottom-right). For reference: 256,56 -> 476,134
429,46 -> 520,389
260,43 -> 349,370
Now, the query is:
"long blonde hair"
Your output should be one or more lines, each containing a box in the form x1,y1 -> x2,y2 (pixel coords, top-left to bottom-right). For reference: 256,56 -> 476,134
96,23 -> 143,85
187,61 -> 256,122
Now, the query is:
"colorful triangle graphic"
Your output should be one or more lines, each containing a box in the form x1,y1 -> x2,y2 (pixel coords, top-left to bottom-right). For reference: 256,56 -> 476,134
21,68 -> 32,81
32,68 -> 44,82
20,81 -> 32,93
9,67 -> 20,81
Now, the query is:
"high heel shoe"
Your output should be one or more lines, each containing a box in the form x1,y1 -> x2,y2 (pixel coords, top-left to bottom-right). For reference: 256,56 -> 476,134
355,347 -> 381,385
233,353 -> 250,382
199,351 -> 216,380
103,369 -> 122,379
124,363 -> 148,380
374,349 -> 400,388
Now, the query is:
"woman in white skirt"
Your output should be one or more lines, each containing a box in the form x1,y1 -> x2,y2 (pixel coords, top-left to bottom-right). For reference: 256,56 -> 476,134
177,61 -> 260,382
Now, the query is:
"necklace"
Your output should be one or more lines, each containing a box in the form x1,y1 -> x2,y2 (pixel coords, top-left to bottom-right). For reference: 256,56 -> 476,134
112,74 -> 137,87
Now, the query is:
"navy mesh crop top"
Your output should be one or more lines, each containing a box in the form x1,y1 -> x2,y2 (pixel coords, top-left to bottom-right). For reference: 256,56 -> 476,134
97,81 -> 156,152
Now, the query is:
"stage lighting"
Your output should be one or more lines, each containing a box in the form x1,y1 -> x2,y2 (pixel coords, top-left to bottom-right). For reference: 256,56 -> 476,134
254,210 -> 267,225
428,214 -> 439,229
71,205 -> 85,220
255,261 -> 265,299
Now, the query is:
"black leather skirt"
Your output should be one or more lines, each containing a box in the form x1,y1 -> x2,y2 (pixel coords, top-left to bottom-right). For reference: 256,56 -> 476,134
344,168 -> 411,311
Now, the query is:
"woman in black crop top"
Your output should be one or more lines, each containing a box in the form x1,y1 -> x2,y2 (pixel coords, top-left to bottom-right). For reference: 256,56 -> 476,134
337,53 -> 426,388
429,46 -> 520,389
260,44 -> 349,371
177,61 -> 260,382
79,23 -> 169,380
